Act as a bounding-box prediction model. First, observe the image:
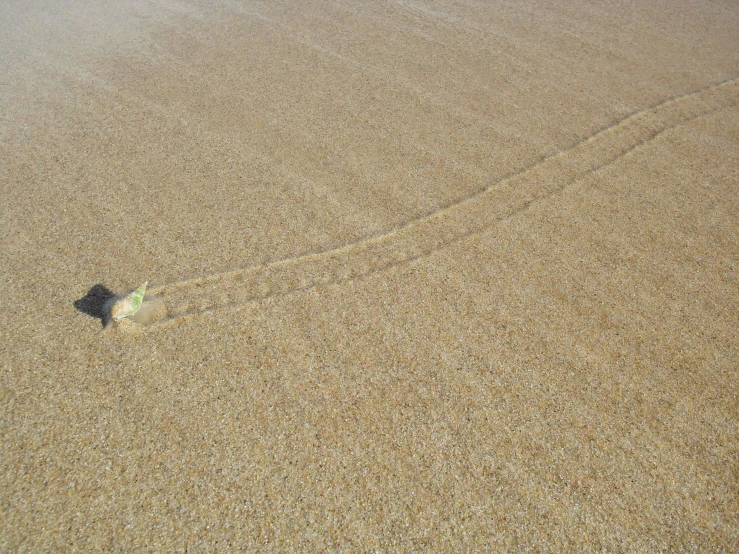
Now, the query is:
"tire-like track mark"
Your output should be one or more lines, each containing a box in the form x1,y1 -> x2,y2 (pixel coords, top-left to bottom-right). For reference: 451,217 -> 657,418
149,78 -> 739,325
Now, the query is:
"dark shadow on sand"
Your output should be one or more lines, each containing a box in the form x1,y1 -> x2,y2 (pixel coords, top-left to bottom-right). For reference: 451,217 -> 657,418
74,284 -> 115,327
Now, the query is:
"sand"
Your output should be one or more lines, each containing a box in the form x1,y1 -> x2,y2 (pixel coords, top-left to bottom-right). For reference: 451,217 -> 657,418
1,0 -> 738,550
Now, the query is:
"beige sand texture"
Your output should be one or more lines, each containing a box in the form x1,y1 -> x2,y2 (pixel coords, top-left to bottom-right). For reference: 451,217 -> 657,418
1,0 -> 738,550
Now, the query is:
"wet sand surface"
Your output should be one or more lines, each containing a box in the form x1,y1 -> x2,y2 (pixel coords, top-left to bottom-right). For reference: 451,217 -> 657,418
1,1 -> 738,550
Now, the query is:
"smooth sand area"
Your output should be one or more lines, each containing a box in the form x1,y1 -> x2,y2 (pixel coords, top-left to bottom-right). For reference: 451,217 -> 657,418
2,1 -> 737,550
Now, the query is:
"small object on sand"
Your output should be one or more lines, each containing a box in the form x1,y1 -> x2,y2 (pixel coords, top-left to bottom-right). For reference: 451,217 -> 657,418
101,281 -> 167,329
103,281 -> 155,329
109,281 -> 148,322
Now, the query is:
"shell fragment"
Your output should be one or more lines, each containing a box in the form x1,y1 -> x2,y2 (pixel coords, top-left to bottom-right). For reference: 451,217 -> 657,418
109,281 -> 148,321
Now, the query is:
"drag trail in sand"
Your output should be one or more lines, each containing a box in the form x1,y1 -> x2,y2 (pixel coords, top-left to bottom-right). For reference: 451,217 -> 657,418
147,78 -> 739,325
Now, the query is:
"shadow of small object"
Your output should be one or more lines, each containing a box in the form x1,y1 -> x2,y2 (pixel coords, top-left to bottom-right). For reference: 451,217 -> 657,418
74,284 -> 115,327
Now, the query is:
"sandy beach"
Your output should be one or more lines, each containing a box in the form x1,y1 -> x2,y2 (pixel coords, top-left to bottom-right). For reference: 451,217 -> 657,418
1,0 -> 737,550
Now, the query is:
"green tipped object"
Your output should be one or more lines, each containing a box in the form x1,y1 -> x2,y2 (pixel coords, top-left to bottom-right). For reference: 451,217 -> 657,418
109,281 -> 148,321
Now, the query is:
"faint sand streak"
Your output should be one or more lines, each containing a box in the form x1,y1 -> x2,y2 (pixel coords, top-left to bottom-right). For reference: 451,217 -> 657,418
149,78 -> 739,324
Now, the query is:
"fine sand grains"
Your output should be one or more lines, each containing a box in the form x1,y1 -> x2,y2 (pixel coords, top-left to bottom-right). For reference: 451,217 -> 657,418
1,0 -> 738,550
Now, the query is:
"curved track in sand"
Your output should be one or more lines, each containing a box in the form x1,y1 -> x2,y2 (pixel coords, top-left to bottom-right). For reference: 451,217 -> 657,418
148,78 -> 739,325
